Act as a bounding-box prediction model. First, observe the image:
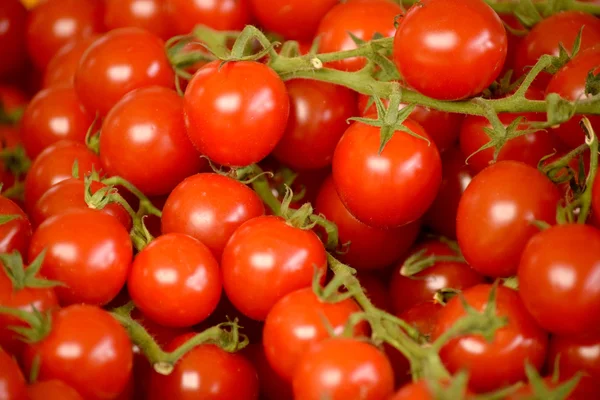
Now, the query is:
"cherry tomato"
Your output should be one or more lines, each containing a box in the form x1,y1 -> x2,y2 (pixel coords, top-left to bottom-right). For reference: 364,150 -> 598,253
0,347 -> 27,400
456,160 -> 560,277
165,0 -> 252,34
221,215 -> 327,321
0,0 -> 27,79
161,173 -> 265,260
104,0 -> 171,40
316,0 -> 403,71
548,334 -> 600,384
27,380 -> 83,400
518,223 -> 600,336
184,60 -> 289,167
243,343 -> 294,400
390,379 -> 472,400
393,0 -> 507,100
42,36 -> 98,89
433,284 -> 548,393
75,28 -> 175,116
332,119 -> 442,228
0,195 -> 31,255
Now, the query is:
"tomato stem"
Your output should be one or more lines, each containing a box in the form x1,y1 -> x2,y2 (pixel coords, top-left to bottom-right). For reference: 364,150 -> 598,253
400,249 -> 467,277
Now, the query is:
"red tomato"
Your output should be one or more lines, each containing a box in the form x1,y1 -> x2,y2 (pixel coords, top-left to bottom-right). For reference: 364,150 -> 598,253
293,338 -> 395,400
518,224 -> 600,336
390,379 -> 472,400
316,0 -> 403,72
356,272 -> 393,312
456,161 -> 560,277
22,304 -> 133,400
165,0 -> 252,34
75,28 -> 175,116
433,284 -> 548,393
594,175 -> 600,224
500,14 -> 526,77
27,380 -> 83,400
332,119 -> 442,228
100,86 -> 203,196
0,347 -> 27,400
243,343 -> 294,400
0,195 -> 32,255
184,60 -> 289,167
161,173 -> 265,260
104,0 -> 171,40
42,36 -> 98,89
0,85 -> 28,114
393,0 -> 507,100
548,334 -> 600,383
221,215 -> 327,321
505,375 -> 587,400
0,0 -> 27,79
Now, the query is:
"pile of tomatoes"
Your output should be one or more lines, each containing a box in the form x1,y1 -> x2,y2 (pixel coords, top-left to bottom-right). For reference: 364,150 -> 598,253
1,0 -> 600,399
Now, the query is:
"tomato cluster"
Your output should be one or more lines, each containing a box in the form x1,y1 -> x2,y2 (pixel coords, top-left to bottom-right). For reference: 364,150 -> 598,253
1,0 -> 600,399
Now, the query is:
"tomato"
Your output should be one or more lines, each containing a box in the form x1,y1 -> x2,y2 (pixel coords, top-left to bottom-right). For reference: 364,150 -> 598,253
356,272 -> 393,312
27,380 -> 83,400
184,60 -> 289,167
505,375 -> 589,400
272,80 -> 357,170
500,14 -> 526,78
0,347 -> 27,400
433,284 -> 548,393
393,0 -> 507,100
243,343 -> 293,400
23,304 -> 133,400
75,28 -> 175,117
165,0 -> 252,35
518,224 -> 600,336
0,0 -> 27,79
390,379 -> 472,400
548,334 -> 600,383
28,209 -> 132,306
42,36 -> 98,89
594,174 -> 600,224
100,86 -> 203,196
456,161 -> 560,277
161,173 -> 265,260
0,86 -> 28,114
293,337 -> 395,400
221,215 -> 327,321
316,0 -> 403,72
314,175 -> 420,270
0,196 -> 31,255
104,0 -> 171,40
148,334 -> 259,400
26,0 -> 104,70
332,119 -> 442,228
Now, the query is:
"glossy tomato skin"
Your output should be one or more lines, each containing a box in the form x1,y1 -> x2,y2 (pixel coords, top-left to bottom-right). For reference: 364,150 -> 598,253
273,80 -> 357,170
332,119 -> 442,228
75,28 -> 175,116
316,0 -> 403,72
315,175 -> 420,270
456,161 -> 560,277
184,60 -> 289,167
221,215 -> 327,321
518,224 -> 600,336
548,334 -> 600,383
0,347 -> 27,400
42,36 -> 98,89
27,380 -> 83,400
393,0 -> 507,100
104,0 -> 171,40
0,196 -> 32,255
434,284 -> 548,393
165,0 -> 252,34
161,173 -> 265,260
23,305 -> 133,400
0,0 -> 28,79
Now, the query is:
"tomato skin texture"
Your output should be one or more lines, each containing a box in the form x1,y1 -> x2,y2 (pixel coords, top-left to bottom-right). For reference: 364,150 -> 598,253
75,28 -> 175,116
184,60 -> 289,167
43,36 -> 98,89
315,175 -> 420,270
332,119 -> 442,228
518,224 -> 600,336
293,338 -> 395,400
273,80 -> 357,170
0,347 -> 27,400
28,209 -> 133,306
456,161 -> 560,277
0,0 -> 28,79
316,0 -> 403,72
0,196 -> 32,255
161,173 -> 265,260
104,0 -> 171,40
434,284 -> 548,393
27,380 -> 83,400
393,0 -> 507,100
165,0 -> 252,34
221,215 -> 327,321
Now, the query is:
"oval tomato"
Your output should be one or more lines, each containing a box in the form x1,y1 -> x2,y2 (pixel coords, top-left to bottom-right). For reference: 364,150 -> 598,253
0,195 -> 31,255
27,380 -> 83,400
0,347 -> 27,400
0,0 -> 28,79
104,0 -> 171,40
165,0 -> 252,34
42,36 -> 97,89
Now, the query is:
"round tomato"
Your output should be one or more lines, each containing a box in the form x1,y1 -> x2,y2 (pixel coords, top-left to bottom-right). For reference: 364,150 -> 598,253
0,0 -> 27,79
243,343 -> 294,400
28,380 -> 83,400
548,334 -> 600,383
42,36 -> 97,89
0,347 -> 27,400
165,0 -> 252,34
0,195 -> 31,255
104,0 -> 171,40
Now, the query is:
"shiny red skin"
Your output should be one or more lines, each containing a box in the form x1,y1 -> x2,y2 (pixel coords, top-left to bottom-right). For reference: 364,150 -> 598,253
161,173 -> 265,260
27,380 -> 83,400
243,343 -> 294,400
28,209 -> 133,306
184,60 -> 289,167
316,0 -> 403,72
456,161 -> 560,277
221,215 -> 327,321
293,338 -> 395,400
26,0 -> 104,70
100,86 -> 203,196
23,305 -> 133,400
0,196 -> 32,255
518,224 -> 600,336
273,80 -> 357,170
0,347 -> 27,400
332,119 -> 442,228
42,36 -> 97,89
315,175 -> 420,270
104,0 -> 171,40
75,28 -> 175,116
548,334 -> 600,383
434,284 -> 548,393
165,0 -> 252,34
0,0 -> 28,79
393,0 -> 507,100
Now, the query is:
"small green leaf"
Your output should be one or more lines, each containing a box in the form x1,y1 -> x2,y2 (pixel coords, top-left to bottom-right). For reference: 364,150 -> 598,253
514,0 -> 543,27
347,32 -> 366,46
585,69 -> 600,96
71,159 -> 79,179
0,214 -> 21,225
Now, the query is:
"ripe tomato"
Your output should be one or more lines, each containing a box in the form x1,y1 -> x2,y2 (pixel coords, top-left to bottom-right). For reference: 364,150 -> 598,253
390,379 -> 472,400
100,86 -> 203,196
184,60 -> 289,167
518,224 -> 600,336
243,343 -> 294,400
161,173 -> 265,260
594,175 -> 600,224
356,272 -> 393,312
316,0 -> 403,71
104,0 -> 171,40
0,0 -> 27,79
393,0 -> 507,100
433,284 -> 548,393
165,0 -> 252,34
293,338 -> 395,400
0,85 -> 28,113
548,334 -> 600,384
456,161 -> 560,277
23,304 -> 133,400
42,36 -> 97,89
0,347 -> 27,400
75,28 -> 175,116
27,380 -> 83,400
221,215 -> 327,321
332,119 -> 442,228
0,195 -> 31,255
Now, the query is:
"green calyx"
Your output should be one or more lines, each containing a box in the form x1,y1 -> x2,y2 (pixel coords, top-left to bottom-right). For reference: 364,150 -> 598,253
0,305 -> 53,344
0,250 -> 64,291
